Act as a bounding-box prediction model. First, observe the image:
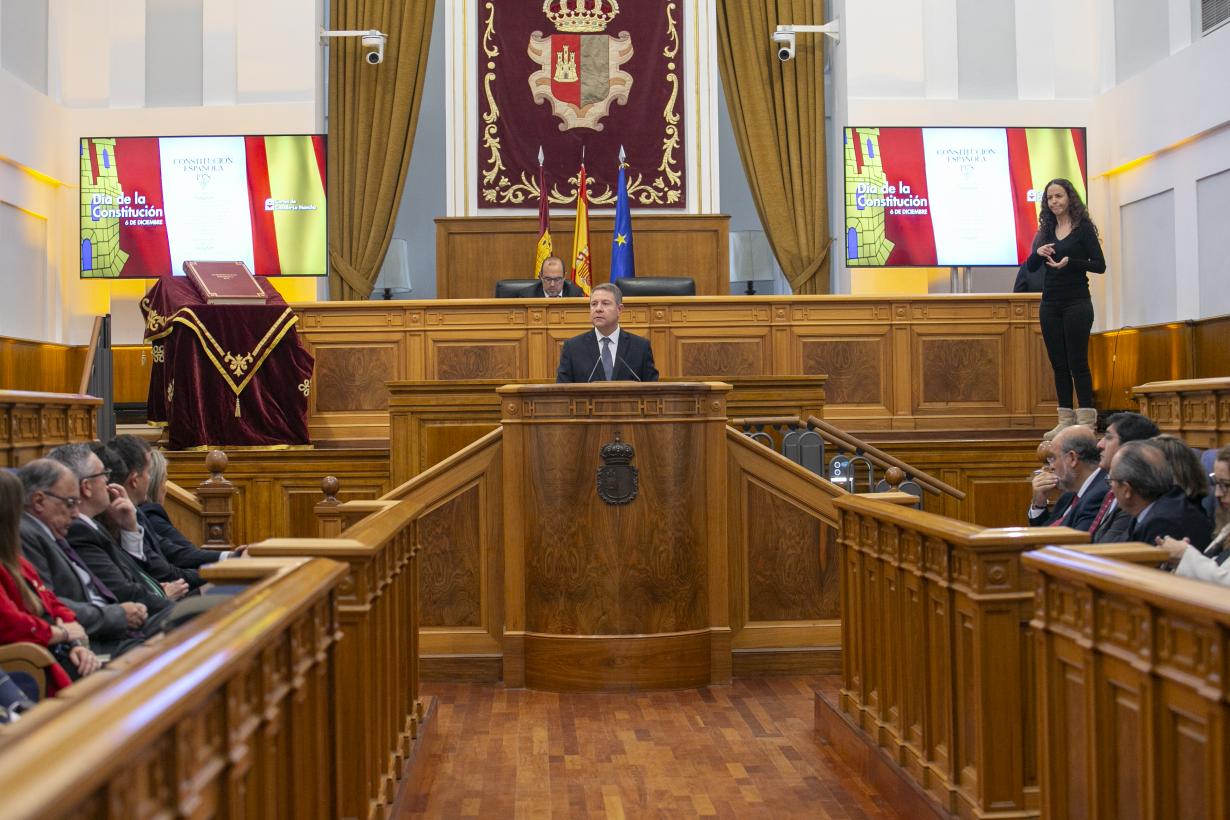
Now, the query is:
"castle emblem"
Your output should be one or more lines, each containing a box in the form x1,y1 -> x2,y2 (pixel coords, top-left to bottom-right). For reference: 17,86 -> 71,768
528,0 -> 633,132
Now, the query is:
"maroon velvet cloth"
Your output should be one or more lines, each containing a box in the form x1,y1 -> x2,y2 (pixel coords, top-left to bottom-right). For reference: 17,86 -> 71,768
142,278 -> 314,449
476,0 -> 686,210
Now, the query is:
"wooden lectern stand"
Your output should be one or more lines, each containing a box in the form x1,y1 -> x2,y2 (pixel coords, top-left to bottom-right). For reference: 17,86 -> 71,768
498,382 -> 733,691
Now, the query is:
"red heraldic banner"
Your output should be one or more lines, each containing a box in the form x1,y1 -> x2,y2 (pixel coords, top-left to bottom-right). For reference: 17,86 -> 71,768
477,0 -> 686,210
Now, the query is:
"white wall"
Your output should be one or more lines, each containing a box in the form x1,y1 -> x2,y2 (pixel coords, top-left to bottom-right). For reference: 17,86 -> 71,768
0,0 -> 324,345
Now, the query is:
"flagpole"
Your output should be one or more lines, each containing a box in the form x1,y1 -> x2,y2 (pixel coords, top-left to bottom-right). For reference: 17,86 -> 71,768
533,145 -> 552,278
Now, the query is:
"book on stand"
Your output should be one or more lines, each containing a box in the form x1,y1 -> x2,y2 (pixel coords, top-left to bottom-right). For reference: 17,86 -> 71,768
183,261 -> 267,305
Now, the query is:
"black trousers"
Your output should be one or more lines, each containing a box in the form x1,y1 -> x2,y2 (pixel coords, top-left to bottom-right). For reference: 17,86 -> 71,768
1039,298 -> 1094,408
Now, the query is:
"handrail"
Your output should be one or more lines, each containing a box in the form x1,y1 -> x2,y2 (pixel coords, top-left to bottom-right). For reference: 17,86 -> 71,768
0,557 -> 347,820
77,315 -> 104,396
729,414 -> 965,499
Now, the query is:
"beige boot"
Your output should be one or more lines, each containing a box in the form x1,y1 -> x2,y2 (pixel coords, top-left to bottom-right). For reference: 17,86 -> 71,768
1043,407 -> 1076,441
1074,407 -> 1098,430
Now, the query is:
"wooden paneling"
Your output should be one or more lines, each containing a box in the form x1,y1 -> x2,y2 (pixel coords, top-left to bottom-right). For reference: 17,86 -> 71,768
0,336 -> 77,393
0,389 -> 100,467
1089,313 -> 1230,411
825,494 -> 1091,819
499,383 -> 730,691
435,215 -> 730,298
1025,547 -> 1230,820
0,558 -> 348,820
387,375 -> 826,484
295,294 -> 1057,445
112,345 -> 152,404
1133,377 -> 1230,448
164,447 -> 390,545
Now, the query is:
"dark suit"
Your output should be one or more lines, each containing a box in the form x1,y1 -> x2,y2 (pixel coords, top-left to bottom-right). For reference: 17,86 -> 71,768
1030,469 -> 1110,531
137,506 -> 217,581
556,329 -> 659,383
528,280 -> 584,298
67,517 -> 170,612
138,502 -> 223,569
19,514 -> 128,643
1127,488 -> 1214,551
1091,503 -> 1132,543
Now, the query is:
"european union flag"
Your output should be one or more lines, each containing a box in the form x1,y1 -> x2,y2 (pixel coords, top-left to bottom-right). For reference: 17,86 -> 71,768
610,155 -> 635,283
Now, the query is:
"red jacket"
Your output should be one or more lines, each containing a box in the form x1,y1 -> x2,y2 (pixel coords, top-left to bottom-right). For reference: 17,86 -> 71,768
0,557 -> 76,694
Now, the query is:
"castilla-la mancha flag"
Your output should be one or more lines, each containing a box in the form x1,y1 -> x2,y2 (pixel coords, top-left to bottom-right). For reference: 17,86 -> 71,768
571,163 -> 592,295
533,162 -> 552,277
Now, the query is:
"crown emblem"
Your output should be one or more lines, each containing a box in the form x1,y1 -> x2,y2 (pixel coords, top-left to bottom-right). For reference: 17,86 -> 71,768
599,433 -> 634,466
543,0 -> 619,33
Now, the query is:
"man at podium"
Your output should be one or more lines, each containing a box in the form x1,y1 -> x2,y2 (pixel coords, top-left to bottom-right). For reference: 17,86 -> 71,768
556,283 -> 659,383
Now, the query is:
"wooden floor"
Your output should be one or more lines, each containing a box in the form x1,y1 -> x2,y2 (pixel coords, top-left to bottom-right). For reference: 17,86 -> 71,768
398,676 -> 897,818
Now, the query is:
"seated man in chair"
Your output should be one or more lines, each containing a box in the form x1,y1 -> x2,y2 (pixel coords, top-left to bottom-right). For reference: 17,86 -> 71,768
529,256 -> 584,298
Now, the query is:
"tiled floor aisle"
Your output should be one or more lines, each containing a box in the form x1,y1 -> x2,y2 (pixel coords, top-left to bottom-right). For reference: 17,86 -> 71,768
398,675 -> 896,818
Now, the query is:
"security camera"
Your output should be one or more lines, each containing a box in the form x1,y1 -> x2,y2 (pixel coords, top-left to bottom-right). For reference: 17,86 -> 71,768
362,33 -> 386,64
773,30 -> 796,62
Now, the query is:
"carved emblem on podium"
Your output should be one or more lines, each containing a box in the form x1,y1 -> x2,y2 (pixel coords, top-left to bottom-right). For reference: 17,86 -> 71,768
597,432 -> 637,505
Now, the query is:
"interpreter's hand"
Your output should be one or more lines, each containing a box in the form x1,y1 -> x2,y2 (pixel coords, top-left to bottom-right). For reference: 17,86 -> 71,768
61,620 -> 88,644
105,483 -> 139,532
120,601 -> 148,628
1031,469 -> 1058,506
69,645 -> 102,676
1037,243 -> 1056,259
161,579 -> 190,601
1155,535 -> 1190,561
1045,256 -> 1070,269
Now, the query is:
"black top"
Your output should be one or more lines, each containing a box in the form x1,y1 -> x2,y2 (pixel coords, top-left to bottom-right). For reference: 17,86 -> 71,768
1026,220 -> 1106,303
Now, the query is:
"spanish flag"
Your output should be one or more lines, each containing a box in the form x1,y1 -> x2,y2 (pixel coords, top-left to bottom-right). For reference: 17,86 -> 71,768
533,157 -> 552,277
571,163 -> 592,295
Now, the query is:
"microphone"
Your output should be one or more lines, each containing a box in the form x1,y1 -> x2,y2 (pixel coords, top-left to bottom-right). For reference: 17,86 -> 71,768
586,353 -> 602,382
616,354 -> 641,381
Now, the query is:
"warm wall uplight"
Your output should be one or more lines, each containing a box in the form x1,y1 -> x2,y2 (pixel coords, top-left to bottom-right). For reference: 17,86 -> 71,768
849,268 -> 943,296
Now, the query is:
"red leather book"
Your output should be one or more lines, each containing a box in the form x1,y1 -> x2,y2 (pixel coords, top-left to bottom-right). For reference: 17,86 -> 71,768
183,260 -> 266,305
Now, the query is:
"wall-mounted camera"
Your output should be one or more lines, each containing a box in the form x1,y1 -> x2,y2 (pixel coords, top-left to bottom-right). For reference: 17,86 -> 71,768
361,33 -> 386,64
320,28 -> 389,66
771,21 -> 841,62
772,30 -> 796,62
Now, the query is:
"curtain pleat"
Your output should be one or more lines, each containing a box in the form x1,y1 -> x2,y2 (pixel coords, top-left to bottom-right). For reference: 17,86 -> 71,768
327,0 -> 435,300
715,1 -> 830,294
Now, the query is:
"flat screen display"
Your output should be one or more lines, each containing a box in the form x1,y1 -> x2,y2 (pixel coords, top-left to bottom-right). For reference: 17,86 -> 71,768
843,126 -> 1087,267
79,134 -> 326,278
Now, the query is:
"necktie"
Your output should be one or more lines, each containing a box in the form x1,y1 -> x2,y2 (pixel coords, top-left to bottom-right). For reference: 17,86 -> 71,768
600,336 -> 614,380
1088,493 -> 1115,534
1048,497 -> 1075,527
56,536 -> 117,603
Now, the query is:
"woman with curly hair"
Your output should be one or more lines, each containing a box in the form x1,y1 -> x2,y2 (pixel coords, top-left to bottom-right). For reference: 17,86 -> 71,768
1027,178 -> 1106,440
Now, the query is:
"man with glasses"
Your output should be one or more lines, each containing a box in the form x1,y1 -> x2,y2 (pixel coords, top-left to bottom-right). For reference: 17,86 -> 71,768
47,444 -> 180,614
529,256 -> 584,298
1108,441 -> 1212,550
17,459 -> 148,656
1027,426 -> 1108,530
1157,445 -> 1230,582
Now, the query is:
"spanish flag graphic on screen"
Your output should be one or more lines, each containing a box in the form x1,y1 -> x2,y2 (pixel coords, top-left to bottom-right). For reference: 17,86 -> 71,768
79,135 -> 326,278
844,127 -> 1086,267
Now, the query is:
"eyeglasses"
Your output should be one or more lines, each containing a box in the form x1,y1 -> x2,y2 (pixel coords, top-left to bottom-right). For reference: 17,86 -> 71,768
82,469 -> 111,481
541,276 -> 565,284
42,491 -> 80,509
1213,479 -> 1230,493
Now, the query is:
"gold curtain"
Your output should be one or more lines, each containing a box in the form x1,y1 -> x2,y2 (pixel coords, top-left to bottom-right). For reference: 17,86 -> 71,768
715,2 -> 830,294
328,0 -> 435,300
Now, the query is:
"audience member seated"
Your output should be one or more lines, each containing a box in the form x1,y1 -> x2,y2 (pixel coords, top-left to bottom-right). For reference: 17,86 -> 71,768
47,444 -> 182,613
141,447 -> 243,567
0,665 -> 37,722
1158,445 -> 1230,583
1150,434 -> 1215,525
1090,412 -> 1161,543
1027,426 -> 1108,530
1108,441 -> 1212,550
17,459 -> 149,657
0,470 -> 101,694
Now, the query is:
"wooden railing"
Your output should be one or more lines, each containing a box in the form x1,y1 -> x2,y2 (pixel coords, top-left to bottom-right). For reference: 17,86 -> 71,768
1132,376 -> 1230,448
825,493 -> 1091,819
0,389 -> 100,467
163,449 -> 236,548
1024,546 -> 1230,819
0,557 -> 348,819
250,447 -> 473,818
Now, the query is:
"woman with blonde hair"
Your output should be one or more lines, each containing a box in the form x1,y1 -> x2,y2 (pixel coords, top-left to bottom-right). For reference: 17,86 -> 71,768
0,470 -> 101,693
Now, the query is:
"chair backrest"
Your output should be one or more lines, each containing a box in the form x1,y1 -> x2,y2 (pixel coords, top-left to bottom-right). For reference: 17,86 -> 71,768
494,279 -> 541,298
613,276 -> 696,297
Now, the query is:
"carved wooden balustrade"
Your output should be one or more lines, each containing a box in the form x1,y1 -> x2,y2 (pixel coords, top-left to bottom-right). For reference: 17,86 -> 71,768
0,557 -> 347,820
0,388 -> 101,467
1133,376 -> 1230,448
1024,546 -> 1230,819
162,448 -> 237,548
821,493 -> 1091,819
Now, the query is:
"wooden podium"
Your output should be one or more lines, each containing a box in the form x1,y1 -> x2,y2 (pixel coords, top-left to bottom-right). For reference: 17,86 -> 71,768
498,382 -> 732,690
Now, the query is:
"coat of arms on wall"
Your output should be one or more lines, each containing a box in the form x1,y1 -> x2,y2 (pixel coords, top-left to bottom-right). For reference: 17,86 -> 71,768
477,0 -> 686,209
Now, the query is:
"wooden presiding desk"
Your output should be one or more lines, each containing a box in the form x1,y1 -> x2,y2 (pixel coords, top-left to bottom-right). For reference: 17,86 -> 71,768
499,381 -> 732,690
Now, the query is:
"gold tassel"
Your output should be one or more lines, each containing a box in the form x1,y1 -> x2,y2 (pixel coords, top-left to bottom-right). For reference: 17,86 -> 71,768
235,396 -> 241,417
